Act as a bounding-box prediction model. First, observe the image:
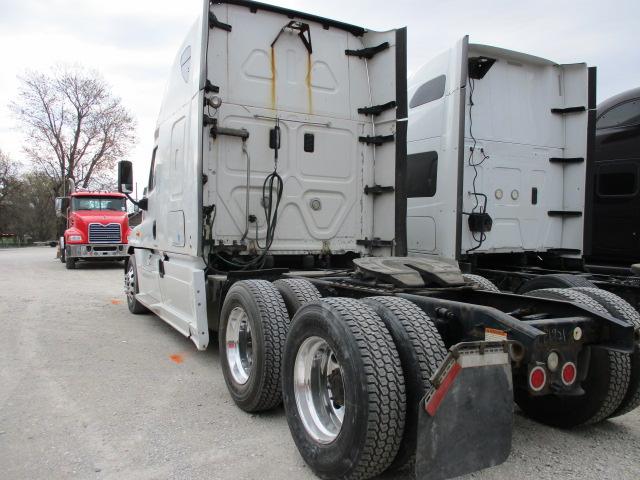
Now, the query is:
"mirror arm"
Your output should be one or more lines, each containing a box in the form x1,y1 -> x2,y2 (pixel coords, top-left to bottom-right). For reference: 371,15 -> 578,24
125,193 -> 148,211
125,193 -> 147,210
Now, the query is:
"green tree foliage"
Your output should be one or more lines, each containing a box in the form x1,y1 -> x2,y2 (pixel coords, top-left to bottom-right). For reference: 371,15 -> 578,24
0,150 -> 58,241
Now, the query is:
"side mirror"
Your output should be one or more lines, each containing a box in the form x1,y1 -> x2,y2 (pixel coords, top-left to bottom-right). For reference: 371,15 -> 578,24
118,160 -> 134,194
55,197 -> 70,217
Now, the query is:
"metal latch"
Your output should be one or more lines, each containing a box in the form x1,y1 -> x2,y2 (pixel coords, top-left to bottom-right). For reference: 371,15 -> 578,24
358,101 -> 397,116
364,185 -> 394,195
359,134 -> 394,146
551,106 -> 586,114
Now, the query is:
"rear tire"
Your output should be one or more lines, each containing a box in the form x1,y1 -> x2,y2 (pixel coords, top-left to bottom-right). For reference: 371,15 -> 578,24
518,273 -> 595,293
361,296 -> 446,470
572,287 -> 640,417
273,278 -> 321,318
516,288 -> 630,426
462,273 -> 499,292
282,298 -> 405,480
219,280 -> 289,412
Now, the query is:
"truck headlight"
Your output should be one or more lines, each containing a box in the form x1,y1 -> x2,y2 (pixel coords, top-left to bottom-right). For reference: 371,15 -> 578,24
69,235 -> 83,242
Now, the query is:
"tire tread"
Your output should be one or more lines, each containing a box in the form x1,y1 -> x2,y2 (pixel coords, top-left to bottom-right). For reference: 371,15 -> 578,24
462,273 -> 500,292
572,287 -> 640,417
322,297 -> 406,480
226,280 -> 289,412
273,278 -> 321,318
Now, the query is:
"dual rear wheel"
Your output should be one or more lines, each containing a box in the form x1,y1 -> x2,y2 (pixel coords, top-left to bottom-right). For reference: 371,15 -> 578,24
217,274 -> 640,479
517,280 -> 639,426
219,278 -> 447,479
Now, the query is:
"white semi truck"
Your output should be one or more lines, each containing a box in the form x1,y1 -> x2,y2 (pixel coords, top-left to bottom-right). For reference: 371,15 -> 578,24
117,2 -> 639,479
406,36 -> 640,425
406,37 -> 640,308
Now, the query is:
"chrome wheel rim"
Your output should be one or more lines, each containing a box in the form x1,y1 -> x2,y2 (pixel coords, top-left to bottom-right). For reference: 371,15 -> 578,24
294,336 -> 345,444
125,264 -> 136,303
225,306 -> 253,385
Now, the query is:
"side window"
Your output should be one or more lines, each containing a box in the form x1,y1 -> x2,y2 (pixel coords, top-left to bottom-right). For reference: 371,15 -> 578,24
597,98 -> 640,129
180,46 -> 191,83
410,75 -> 446,109
406,151 -> 438,197
596,163 -> 638,197
148,147 -> 158,192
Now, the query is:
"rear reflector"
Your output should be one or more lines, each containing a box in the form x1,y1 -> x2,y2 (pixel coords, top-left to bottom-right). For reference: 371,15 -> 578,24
425,362 -> 461,416
529,366 -> 546,392
561,362 -> 577,386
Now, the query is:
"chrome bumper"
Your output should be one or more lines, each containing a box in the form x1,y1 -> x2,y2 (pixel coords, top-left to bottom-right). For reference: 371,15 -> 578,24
67,244 -> 128,259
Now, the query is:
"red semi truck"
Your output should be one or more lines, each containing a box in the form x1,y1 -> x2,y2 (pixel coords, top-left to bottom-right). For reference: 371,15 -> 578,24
56,191 -> 130,269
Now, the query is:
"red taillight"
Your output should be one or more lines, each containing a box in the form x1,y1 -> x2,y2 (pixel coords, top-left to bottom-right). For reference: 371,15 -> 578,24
561,362 -> 577,386
529,366 -> 546,392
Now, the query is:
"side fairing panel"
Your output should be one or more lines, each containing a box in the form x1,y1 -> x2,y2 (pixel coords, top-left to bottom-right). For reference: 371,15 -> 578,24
407,37 -> 467,260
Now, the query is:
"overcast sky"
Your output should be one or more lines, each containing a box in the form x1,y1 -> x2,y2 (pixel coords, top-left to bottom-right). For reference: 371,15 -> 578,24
1,0 -> 638,188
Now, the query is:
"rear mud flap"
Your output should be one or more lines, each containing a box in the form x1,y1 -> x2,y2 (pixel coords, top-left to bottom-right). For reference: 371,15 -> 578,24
415,342 -> 513,480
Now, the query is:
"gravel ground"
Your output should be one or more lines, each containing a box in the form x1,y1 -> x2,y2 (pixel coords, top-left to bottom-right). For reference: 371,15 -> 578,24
0,247 -> 639,480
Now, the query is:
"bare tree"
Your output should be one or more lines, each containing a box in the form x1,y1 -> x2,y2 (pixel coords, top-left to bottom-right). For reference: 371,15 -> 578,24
10,65 -> 136,195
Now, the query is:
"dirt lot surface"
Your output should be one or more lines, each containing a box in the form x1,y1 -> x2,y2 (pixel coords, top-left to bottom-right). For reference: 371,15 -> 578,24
1,247 -> 639,479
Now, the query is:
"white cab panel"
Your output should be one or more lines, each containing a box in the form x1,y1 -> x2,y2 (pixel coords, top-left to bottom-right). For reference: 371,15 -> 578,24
407,36 -> 591,260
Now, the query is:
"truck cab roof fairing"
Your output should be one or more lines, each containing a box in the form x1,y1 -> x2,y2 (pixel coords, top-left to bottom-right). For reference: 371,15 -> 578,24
214,0 -> 367,37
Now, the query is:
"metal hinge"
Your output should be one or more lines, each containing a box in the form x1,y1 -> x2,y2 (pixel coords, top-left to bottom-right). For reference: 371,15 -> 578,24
359,134 -> 394,146
549,157 -> 584,164
551,106 -> 586,114
209,12 -> 232,31
205,80 -> 219,93
358,101 -> 397,116
364,185 -> 394,195
548,210 -> 582,217
202,174 -> 208,186
356,238 -> 394,248
345,42 -> 389,59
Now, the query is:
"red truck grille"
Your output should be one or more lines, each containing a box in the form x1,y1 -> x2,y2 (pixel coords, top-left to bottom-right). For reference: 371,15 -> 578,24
88,223 -> 121,243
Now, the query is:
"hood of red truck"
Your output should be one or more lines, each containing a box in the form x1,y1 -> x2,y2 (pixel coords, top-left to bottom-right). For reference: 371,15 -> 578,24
66,210 -> 130,244
72,210 -> 129,224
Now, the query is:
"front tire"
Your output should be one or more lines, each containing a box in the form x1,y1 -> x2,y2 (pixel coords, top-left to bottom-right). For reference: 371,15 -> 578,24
282,298 -> 406,480
65,254 -> 76,270
125,256 -> 148,314
516,288 -> 630,426
219,280 -> 289,412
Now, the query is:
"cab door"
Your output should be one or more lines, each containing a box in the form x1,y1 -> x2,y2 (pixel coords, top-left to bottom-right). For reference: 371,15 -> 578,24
134,147 -> 163,306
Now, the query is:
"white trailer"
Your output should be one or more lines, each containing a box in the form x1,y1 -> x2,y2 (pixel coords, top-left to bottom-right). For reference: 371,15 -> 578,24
117,4 -> 639,480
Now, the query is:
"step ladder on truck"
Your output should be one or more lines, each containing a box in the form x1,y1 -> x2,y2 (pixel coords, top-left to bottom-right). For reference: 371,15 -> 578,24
116,2 -> 639,479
